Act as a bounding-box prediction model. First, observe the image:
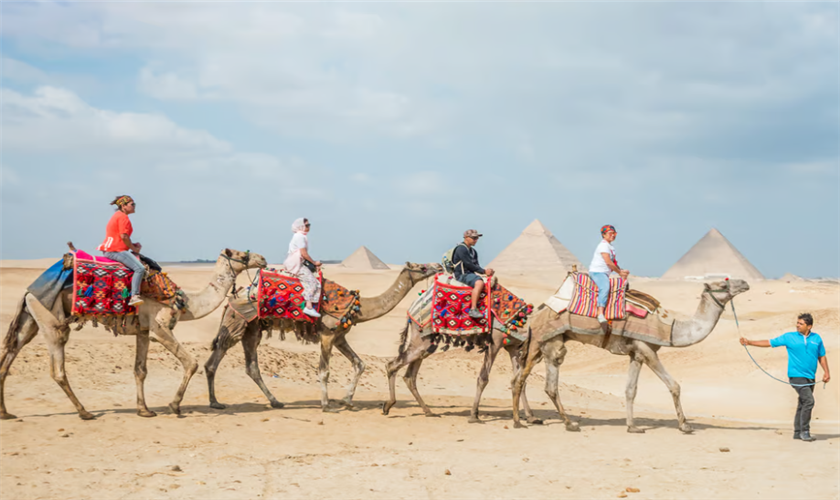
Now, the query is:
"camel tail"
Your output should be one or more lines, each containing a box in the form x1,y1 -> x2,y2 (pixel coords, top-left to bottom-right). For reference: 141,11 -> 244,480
520,325 -> 532,367
3,295 -> 28,353
397,321 -> 410,356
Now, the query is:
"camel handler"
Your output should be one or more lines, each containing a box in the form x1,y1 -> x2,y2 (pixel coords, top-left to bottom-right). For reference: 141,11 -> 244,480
588,224 -> 629,323
97,195 -> 146,307
452,229 -> 494,319
740,313 -> 830,442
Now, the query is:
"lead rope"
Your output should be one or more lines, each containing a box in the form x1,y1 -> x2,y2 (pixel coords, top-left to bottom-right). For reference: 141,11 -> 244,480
732,298 -> 824,390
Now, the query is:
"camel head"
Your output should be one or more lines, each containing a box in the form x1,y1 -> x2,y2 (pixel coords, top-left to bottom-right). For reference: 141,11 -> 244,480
703,278 -> 750,307
219,248 -> 268,273
404,262 -> 442,282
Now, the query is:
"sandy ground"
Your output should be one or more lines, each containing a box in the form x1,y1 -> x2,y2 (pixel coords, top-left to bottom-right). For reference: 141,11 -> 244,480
1,261 -> 838,499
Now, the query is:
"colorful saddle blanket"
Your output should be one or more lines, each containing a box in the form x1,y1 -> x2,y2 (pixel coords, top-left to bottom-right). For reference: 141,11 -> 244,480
568,273 -> 627,320
408,273 -> 533,338
254,269 -> 360,327
71,251 -> 184,316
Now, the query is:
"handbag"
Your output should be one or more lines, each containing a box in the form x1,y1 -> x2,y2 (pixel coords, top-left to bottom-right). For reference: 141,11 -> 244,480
302,259 -> 317,273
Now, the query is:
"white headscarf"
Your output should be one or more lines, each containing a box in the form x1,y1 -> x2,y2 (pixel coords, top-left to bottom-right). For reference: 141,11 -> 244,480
291,217 -> 307,233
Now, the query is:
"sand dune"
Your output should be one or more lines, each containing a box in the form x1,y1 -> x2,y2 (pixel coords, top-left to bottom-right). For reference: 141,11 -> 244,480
1,260 -> 837,499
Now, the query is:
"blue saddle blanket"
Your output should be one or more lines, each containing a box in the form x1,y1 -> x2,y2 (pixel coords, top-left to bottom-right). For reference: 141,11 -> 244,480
27,258 -> 73,311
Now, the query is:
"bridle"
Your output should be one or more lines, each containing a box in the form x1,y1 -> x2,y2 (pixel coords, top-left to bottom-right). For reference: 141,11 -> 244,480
219,250 -> 252,298
703,279 -> 732,309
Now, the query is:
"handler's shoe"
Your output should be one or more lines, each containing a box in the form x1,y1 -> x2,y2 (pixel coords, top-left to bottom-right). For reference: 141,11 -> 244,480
800,432 -> 816,442
793,432 -> 801,440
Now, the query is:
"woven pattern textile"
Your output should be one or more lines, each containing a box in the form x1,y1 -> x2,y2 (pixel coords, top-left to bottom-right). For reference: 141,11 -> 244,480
140,270 -> 183,306
72,256 -> 136,316
431,280 -> 490,335
567,273 -> 627,320
256,269 -> 322,323
321,279 -> 359,321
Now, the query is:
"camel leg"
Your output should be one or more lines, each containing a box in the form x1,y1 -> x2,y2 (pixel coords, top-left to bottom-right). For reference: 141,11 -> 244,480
0,313 -> 39,420
512,337 -> 542,429
469,340 -> 502,423
383,323 -> 431,416
403,357 -> 437,417
319,333 -> 340,412
625,353 -> 645,433
507,345 -> 541,424
204,340 -> 232,410
640,344 -> 692,433
333,336 -> 365,409
134,332 -> 156,417
149,312 -> 198,415
242,324 -> 284,409
542,340 -> 579,431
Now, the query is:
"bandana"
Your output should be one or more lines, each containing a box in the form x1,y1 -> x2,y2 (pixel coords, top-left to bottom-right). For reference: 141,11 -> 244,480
291,217 -> 308,233
115,196 -> 133,208
600,224 -> 616,236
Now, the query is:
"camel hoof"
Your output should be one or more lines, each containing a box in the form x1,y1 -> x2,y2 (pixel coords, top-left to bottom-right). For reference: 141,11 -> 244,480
137,409 -> 157,418
679,424 -> 694,434
513,422 -> 527,429
627,426 -> 645,434
565,421 -> 580,432
382,402 -> 394,415
0,412 -> 18,420
527,417 -> 544,425
424,412 -> 440,418
79,411 -> 96,421
168,403 -> 181,415
270,401 -> 285,409
209,402 -> 227,410
322,407 -> 341,413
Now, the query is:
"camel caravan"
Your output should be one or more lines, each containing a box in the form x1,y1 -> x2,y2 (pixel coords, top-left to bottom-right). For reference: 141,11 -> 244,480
0,199 -> 755,434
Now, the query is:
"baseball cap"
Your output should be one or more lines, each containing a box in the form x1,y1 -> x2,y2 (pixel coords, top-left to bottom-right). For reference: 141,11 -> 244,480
464,229 -> 483,238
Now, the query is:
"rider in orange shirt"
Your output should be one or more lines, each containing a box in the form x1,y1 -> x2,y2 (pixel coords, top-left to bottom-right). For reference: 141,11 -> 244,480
97,195 -> 146,306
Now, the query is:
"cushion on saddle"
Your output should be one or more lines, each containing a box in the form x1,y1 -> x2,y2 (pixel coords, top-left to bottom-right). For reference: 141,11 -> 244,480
410,273 -> 533,338
72,254 -> 137,316
256,269 -> 322,323
567,273 -> 627,320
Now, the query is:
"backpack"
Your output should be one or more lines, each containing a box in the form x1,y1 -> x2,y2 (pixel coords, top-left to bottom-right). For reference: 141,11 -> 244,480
442,243 -> 468,274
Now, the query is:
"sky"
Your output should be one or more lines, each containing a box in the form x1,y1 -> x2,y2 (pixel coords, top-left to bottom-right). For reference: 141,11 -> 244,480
1,2 -> 838,278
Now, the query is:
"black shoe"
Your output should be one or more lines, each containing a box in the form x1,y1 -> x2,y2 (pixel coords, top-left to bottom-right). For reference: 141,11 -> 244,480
800,432 -> 816,442
468,309 -> 483,319
793,432 -> 801,440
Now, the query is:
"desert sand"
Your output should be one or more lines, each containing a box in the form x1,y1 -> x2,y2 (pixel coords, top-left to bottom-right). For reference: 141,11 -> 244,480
1,259 -> 838,499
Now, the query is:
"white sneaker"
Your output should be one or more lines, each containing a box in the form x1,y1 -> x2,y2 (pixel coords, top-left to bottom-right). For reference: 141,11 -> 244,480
597,314 -> 607,323
303,307 -> 321,318
128,296 -> 144,306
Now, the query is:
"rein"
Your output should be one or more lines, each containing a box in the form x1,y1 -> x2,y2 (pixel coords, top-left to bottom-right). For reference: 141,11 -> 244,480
219,251 -> 252,298
713,283 -> 824,390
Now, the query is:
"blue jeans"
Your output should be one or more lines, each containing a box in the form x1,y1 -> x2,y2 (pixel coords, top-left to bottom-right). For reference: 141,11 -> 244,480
103,251 -> 145,297
590,272 -> 610,307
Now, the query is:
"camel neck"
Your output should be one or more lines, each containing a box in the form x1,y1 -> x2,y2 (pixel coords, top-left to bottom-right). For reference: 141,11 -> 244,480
669,291 -> 727,347
356,269 -> 416,322
178,259 -> 237,320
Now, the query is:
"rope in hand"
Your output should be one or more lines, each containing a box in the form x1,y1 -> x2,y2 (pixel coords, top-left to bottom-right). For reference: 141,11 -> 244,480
732,298 -> 825,390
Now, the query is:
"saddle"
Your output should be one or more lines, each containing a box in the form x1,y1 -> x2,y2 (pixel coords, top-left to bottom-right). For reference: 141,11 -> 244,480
71,250 -> 185,317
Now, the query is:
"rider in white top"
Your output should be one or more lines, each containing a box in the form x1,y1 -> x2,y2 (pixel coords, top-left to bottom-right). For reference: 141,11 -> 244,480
588,225 -> 629,323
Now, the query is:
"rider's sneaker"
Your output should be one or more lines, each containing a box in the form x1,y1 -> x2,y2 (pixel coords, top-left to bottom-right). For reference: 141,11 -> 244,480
468,309 -> 483,319
128,296 -> 144,306
303,307 -> 321,318
597,313 -> 607,323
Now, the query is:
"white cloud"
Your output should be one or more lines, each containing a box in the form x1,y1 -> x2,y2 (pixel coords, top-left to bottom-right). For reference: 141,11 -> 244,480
2,57 -> 49,84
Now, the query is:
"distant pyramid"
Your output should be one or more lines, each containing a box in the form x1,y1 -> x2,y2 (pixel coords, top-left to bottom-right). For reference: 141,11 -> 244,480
341,246 -> 390,270
662,228 -> 764,280
487,219 -> 582,281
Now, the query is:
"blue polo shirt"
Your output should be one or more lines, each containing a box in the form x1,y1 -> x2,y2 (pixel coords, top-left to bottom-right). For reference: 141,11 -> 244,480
770,332 -> 826,379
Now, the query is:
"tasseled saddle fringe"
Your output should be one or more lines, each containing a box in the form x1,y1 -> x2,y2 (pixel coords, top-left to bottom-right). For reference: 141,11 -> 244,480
426,332 -> 493,354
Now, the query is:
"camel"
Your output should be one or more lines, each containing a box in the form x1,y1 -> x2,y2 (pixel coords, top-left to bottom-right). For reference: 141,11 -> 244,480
382,319 -> 540,424
204,262 -> 441,412
511,278 -> 750,432
381,277 -> 540,424
0,249 -> 266,420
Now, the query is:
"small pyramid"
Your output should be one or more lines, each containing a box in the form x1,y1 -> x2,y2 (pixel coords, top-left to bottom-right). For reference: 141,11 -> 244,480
341,246 -> 390,270
662,228 -> 764,280
487,219 -> 582,281
780,272 -> 805,282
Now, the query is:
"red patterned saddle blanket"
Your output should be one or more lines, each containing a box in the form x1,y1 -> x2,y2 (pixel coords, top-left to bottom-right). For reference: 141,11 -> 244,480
255,269 -> 360,327
72,251 -> 184,317
413,274 -> 533,337
567,273 -> 627,320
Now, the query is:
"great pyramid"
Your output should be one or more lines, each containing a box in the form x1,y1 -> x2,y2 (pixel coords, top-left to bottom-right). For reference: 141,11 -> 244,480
661,228 -> 764,280
487,219 -> 582,281
341,246 -> 390,270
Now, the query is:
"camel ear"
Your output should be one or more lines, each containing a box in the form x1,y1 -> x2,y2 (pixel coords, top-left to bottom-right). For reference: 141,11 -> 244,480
225,248 -> 233,257
703,283 -> 711,291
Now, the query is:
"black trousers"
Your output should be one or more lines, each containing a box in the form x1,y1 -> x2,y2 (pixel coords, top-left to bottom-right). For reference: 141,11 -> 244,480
790,377 -> 816,433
